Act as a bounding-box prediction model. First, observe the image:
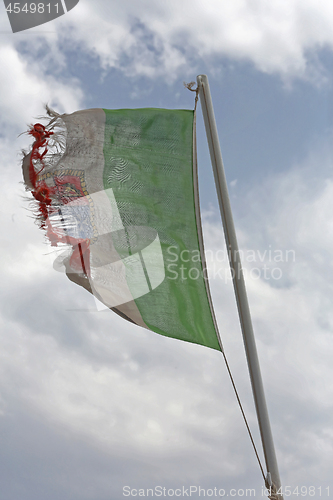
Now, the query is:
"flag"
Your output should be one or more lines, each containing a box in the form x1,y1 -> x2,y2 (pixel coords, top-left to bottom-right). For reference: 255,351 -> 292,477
22,106 -> 221,351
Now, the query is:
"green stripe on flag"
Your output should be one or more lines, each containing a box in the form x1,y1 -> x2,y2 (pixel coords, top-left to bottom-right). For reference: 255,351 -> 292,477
102,108 -> 221,351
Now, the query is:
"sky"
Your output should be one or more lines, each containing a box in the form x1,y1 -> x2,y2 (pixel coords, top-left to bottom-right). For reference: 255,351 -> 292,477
1,1 -> 333,499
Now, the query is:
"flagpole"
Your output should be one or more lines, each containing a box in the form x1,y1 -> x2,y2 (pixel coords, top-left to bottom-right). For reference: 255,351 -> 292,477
196,74 -> 283,498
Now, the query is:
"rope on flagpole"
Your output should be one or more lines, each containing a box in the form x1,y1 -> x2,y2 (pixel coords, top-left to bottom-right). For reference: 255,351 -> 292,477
222,350 -> 266,482
184,81 -> 199,110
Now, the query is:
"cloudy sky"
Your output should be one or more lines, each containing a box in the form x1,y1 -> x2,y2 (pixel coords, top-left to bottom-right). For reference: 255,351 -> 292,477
1,1 -> 333,499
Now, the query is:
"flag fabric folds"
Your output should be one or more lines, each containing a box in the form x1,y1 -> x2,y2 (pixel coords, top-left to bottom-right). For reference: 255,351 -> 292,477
22,107 -> 221,351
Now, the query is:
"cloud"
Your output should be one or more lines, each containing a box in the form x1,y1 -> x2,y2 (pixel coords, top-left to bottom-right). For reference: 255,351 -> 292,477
3,128 -> 333,495
0,40 -> 83,134
34,0 -> 333,82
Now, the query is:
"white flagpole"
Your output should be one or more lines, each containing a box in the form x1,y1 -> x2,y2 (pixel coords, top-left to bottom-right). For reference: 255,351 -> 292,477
196,74 -> 283,498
